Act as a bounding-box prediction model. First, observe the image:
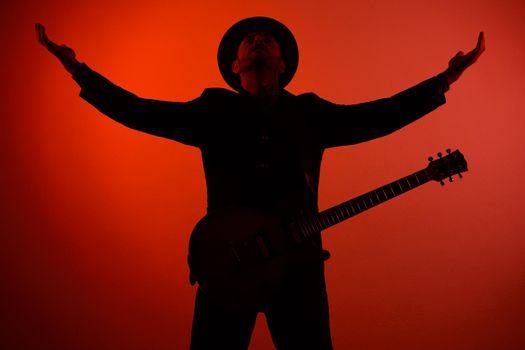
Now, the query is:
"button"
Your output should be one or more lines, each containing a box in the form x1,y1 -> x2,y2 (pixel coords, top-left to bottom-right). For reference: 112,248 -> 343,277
256,162 -> 270,169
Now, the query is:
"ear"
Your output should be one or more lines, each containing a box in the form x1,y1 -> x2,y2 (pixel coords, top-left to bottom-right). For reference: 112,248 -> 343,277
278,59 -> 285,74
232,59 -> 240,74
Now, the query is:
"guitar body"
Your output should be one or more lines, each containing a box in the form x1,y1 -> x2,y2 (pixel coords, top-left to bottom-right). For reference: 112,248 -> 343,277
187,150 -> 467,311
188,207 -> 294,311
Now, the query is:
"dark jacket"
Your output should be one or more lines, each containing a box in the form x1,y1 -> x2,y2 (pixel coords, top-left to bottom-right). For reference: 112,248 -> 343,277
73,64 -> 448,220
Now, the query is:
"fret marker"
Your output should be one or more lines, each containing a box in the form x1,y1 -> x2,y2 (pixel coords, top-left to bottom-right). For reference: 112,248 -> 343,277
388,183 -> 395,196
415,173 -> 421,185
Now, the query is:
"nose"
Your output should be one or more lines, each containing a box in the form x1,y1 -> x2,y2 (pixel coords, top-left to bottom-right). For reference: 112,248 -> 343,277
253,34 -> 264,45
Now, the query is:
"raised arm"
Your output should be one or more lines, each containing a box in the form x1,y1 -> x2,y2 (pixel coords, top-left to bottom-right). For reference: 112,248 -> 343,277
307,75 -> 448,148
36,23 -> 208,146
309,32 -> 486,148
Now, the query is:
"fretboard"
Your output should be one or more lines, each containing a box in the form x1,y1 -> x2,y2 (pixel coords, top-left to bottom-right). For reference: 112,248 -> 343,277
294,168 -> 430,240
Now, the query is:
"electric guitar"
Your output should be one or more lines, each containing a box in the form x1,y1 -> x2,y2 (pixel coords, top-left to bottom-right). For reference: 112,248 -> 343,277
188,149 -> 467,311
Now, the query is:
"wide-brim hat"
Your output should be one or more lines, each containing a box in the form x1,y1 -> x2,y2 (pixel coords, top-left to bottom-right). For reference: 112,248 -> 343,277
217,16 -> 299,92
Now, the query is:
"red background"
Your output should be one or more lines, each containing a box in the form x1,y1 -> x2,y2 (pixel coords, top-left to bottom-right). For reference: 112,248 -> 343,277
2,0 -> 525,349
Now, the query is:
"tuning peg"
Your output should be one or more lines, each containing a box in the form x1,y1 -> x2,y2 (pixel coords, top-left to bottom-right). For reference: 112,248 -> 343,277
428,156 -> 434,162
437,152 -> 443,158
440,180 -> 445,186
458,172 -> 463,179
449,176 -> 453,183
446,148 -> 452,154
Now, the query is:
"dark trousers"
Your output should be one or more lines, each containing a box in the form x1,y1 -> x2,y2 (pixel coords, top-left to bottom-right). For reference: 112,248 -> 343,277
189,259 -> 333,350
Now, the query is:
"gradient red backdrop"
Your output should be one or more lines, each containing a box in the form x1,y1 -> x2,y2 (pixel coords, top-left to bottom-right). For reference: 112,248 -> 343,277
2,0 -> 525,349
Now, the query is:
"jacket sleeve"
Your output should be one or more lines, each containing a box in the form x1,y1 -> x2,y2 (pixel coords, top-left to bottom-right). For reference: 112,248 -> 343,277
307,74 -> 449,149
72,63 -> 208,147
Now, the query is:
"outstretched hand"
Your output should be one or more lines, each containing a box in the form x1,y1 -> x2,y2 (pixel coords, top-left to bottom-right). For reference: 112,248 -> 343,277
443,32 -> 485,86
36,23 -> 80,74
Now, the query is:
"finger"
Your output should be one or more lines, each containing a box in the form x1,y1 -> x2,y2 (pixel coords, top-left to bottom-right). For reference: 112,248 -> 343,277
39,25 -> 61,53
477,31 -> 486,52
471,32 -> 485,55
40,24 -> 50,44
40,25 -> 57,50
477,32 -> 483,47
37,23 -> 52,49
466,32 -> 486,60
36,23 -> 46,45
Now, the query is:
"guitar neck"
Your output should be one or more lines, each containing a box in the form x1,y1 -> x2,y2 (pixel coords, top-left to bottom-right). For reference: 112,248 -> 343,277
294,168 -> 430,239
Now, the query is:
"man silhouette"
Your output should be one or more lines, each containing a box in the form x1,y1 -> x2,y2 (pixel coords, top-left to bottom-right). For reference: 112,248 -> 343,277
36,16 -> 484,350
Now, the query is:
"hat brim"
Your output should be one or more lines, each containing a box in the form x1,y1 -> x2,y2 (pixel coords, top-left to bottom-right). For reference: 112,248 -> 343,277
218,17 -> 299,92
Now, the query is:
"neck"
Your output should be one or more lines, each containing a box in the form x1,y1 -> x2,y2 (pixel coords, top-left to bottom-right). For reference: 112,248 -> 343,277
239,69 -> 281,101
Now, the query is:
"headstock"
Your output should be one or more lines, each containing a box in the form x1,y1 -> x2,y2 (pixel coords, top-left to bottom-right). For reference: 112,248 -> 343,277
426,149 -> 468,185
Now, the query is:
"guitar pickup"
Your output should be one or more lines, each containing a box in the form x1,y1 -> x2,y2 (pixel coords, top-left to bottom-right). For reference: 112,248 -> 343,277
229,231 -> 273,265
